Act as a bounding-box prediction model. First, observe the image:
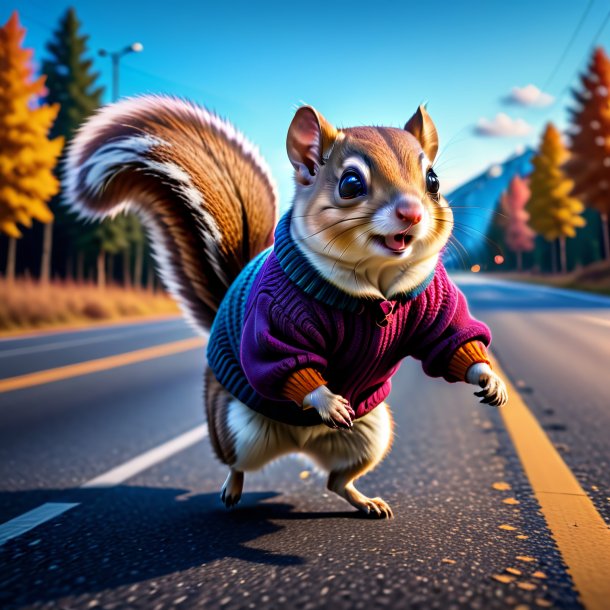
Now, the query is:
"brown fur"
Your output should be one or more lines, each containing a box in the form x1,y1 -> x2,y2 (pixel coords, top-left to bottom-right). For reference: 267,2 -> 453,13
204,368 -> 237,465
67,96 -> 277,329
66,98 -> 449,517
288,110 -> 452,299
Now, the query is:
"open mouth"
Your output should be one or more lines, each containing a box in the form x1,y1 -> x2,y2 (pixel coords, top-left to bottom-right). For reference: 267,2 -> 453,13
375,233 -> 415,254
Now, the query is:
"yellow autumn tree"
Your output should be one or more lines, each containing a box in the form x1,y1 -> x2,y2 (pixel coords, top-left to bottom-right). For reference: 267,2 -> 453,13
527,123 -> 586,274
0,12 -> 64,281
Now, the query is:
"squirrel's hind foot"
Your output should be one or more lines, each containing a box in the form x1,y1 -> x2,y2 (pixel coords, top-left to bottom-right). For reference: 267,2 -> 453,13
220,469 -> 244,509
328,475 -> 394,519
345,487 -> 394,519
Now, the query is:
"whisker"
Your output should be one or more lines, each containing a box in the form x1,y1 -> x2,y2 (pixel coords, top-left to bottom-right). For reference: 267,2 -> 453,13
323,221 -> 372,255
445,205 -> 508,220
352,235 -> 377,292
425,224 -> 470,269
431,217 -> 504,255
293,215 -> 372,242
329,227 -> 374,274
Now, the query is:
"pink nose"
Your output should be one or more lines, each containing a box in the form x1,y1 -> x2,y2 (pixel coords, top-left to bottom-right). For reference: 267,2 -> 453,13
395,199 -> 423,226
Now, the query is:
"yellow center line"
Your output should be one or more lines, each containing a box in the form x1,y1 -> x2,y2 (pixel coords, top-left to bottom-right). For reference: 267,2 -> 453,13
492,355 -> 610,610
0,337 -> 206,394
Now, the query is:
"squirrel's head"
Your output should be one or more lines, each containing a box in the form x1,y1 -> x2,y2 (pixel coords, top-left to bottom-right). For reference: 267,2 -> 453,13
286,105 -> 453,300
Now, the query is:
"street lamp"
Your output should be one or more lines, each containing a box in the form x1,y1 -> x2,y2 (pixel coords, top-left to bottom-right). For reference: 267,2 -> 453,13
99,42 -> 143,102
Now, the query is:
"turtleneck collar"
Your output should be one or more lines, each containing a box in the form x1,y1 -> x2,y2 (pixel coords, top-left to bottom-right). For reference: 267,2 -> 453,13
273,210 -> 436,313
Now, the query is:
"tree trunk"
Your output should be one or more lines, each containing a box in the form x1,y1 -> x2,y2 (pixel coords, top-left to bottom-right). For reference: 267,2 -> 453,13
6,236 -> 17,283
601,212 -> 610,260
76,251 -> 84,284
40,221 -> 53,284
123,249 -> 132,288
516,250 -> 523,272
550,240 -> 557,274
147,261 -> 155,293
134,242 -> 144,288
107,254 -> 114,286
559,236 -> 567,274
97,250 -> 105,289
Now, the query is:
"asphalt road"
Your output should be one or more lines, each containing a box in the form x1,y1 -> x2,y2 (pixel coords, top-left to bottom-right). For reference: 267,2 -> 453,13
0,278 -> 609,610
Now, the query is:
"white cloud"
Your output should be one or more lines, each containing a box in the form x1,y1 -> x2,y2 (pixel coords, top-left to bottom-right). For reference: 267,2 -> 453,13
487,164 -> 503,178
503,84 -> 554,107
474,113 -> 532,137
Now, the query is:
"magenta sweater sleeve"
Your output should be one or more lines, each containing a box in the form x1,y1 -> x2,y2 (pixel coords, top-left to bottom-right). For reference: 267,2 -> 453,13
410,267 -> 491,382
239,291 -> 328,402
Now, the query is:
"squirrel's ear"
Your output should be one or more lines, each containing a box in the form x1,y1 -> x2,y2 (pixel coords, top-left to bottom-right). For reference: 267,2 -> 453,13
287,106 -> 338,185
404,105 -> 438,162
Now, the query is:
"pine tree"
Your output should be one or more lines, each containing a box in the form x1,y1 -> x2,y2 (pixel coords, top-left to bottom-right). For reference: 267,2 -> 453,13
501,176 -> 535,271
75,215 -> 133,288
0,12 -> 63,281
527,123 -> 586,273
565,46 -> 610,260
40,7 -> 103,283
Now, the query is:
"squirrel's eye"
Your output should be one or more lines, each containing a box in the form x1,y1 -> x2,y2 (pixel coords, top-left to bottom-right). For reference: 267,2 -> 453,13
426,168 -> 440,195
338,170 -> 366,199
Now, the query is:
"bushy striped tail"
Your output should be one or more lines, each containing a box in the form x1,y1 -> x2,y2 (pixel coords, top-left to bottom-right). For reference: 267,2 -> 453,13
64,95 -> 278,332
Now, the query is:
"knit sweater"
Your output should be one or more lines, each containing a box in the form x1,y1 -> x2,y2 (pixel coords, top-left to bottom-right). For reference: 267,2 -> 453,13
206,211 -> 492,426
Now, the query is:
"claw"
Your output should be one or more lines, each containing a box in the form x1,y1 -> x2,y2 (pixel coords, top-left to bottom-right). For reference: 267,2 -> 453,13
366,498 -> 394,519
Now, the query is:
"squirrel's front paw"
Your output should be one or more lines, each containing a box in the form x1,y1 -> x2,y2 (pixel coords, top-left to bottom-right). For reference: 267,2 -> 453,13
303,386 -> 355,429
466,363 -> 508,407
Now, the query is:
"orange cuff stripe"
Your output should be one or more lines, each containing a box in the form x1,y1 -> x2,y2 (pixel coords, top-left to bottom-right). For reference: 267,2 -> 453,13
448,340 -> 491,381
283,367 -> 327,405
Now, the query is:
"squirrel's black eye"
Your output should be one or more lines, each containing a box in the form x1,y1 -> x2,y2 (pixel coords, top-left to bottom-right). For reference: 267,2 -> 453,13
338,170 -> 366,199
426,168 -> 440,195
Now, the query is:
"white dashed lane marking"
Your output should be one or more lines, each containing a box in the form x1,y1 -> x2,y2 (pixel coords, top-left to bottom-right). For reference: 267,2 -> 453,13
0,424 -> 208,547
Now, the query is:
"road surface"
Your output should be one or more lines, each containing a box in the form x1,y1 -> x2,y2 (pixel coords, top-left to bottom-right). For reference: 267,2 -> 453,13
1,278 -> 609,610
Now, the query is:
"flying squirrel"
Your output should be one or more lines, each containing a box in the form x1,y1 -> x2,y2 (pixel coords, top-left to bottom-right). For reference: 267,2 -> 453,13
65,96 -> 508,518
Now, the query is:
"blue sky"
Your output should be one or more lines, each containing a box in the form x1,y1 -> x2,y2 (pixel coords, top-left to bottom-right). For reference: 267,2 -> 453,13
4,0 -> 610,208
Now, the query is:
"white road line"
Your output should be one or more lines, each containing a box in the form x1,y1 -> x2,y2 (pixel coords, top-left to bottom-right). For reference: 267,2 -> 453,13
0,424 -> 208,547
576,314 -> 610,329
0,323 -> 186,359
82,424 -> 208,488
0,503 -> 80,547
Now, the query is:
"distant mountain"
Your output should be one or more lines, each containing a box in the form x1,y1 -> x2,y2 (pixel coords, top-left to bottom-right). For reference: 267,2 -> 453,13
443,149 -> 534,269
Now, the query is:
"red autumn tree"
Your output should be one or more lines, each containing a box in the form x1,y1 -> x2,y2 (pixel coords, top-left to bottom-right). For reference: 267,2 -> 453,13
565,46 -> 610,259
500,175 -> 535,271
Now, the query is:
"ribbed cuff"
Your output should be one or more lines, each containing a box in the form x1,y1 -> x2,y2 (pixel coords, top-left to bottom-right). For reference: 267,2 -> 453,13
447,341 -> 491,381
283,367 -> 327,406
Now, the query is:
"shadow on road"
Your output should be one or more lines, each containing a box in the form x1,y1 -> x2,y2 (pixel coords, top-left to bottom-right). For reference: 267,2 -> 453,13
0,485 -> 364,606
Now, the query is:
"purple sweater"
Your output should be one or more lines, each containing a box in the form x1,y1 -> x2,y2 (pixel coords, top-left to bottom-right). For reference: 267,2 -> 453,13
207,212 -> 491,426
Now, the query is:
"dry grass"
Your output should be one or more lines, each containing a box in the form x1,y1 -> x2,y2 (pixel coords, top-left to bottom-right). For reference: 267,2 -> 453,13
492,259 -> 610,297
0,278 -> 180,335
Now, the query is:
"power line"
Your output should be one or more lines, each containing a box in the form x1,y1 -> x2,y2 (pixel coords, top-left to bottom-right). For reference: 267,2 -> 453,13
120,64 -> 244,109
12,8 -> 234,108
543,0 -> 595,93
554,8 -> 610,106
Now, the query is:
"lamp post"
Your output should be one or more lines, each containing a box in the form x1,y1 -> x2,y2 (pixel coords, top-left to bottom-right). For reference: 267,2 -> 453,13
99,42 -> 143,102
97,42 -> 143,288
